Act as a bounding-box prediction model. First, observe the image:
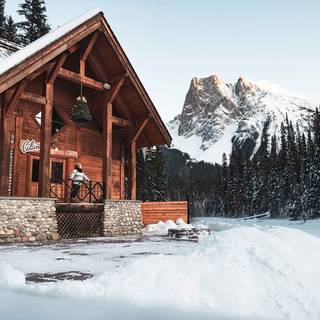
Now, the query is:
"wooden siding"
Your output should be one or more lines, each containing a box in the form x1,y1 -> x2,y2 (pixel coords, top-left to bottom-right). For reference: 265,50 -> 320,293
141,201 -> 188,225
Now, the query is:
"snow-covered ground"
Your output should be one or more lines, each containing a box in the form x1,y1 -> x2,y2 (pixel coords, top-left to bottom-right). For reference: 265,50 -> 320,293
0,217 -> 320,320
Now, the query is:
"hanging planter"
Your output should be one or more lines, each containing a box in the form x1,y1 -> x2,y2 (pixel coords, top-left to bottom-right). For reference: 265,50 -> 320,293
70,84 -> 92,123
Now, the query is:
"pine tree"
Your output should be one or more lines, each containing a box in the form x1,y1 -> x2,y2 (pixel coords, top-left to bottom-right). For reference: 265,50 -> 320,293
0,0 -> 5,38
17,0 -> 50,45
5,16 -> 18,43
150,146 -> 167,201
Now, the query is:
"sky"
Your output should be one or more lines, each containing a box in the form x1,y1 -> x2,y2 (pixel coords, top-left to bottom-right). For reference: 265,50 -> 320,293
4,0 -> 320,121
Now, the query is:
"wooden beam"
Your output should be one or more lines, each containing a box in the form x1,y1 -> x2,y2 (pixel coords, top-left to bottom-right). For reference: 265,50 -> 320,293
68,42 -> 81,54
87,55 -> 108,82
0,94 -> 10,195
7,88 -> 46,105
115,95 -> 150,146
12,116 -> 23,196
21,92 -> 46,105
28,62 -> 55,81
6,79 -> 28,114
58,68 -> 108,91
132,117 -> 150,143
107,76 -> 126,104
103,102 -> 113,199
80,60 -> 85,77
38,83 -> 53,197
48,53 -> 68,84
112,115 -> 131,127
81,31 -> 99,62
128,140 -> 136,200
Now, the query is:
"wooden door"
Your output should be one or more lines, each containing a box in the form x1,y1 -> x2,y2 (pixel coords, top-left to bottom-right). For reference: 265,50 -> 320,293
28,155 -> 40,197
27,155 -> 66,199
49,157 -> 66,200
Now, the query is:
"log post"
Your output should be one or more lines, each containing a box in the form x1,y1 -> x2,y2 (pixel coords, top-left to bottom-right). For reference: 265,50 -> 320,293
38,83 -> 53,197
0,93 -> 10,196
127,116 -> 150,200
127,140 -> 136,200
103,102 -> 113,199
12,115 -> 24,196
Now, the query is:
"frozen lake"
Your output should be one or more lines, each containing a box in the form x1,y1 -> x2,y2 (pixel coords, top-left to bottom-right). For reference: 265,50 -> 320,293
0,217 -> 320,320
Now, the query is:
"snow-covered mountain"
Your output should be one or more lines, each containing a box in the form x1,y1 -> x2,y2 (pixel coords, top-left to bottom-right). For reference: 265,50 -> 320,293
168,75 -> 317,164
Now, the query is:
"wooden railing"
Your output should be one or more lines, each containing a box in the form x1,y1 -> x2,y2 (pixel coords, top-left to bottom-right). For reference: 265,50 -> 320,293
50,179 -> 104,203
141,201 -> 189,225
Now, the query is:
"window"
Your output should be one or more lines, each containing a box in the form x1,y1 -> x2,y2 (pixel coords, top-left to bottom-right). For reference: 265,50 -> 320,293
34,108 -> 65,136
31,159 -> 39,182
51,161 -> 64,184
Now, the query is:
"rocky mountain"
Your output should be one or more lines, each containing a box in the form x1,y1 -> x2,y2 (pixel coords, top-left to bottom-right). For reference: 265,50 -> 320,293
168,75 -> 317,164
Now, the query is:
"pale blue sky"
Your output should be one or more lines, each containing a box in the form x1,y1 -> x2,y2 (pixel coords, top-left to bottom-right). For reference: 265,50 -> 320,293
5,0 -> 320,121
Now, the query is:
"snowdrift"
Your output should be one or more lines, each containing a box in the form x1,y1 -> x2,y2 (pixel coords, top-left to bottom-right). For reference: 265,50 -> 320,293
1,225 -> 320,319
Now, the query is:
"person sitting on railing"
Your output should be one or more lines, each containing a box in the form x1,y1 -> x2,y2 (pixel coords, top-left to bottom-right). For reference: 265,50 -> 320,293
70,163 -> 90,202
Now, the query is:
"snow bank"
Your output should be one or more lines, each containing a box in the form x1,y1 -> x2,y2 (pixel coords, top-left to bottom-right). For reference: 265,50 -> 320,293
1,225 -> 320,319
143,219 -> 193,235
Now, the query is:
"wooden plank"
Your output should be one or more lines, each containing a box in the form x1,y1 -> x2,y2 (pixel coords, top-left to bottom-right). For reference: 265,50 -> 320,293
103,102 -> 113,199
38,83 -> 53,197
58,68 -> 107,91
141,201 -> 188,225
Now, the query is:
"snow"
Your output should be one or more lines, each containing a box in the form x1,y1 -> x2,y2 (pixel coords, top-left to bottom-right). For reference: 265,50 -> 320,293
169,119 -> 237,164
143,218 -> 193,234
169,75 -> 318,164
0,218 -> 320,319
0,9 -> 102,76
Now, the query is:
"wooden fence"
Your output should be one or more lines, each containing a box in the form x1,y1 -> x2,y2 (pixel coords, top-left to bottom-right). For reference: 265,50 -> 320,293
141,201 -> 189,225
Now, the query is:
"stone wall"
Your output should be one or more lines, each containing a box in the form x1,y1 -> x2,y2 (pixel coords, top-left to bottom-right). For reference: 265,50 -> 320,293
103,200 -> 142,236
0,197 -> 59,243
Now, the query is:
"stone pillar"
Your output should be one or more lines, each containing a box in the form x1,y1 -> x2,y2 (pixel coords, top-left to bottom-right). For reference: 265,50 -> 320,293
103,200 -> 142,236
0,197 -> 59,243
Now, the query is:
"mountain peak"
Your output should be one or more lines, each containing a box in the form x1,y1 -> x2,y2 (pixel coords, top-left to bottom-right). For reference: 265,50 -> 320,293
235,75 -> 257,94
169,74 -> 317,164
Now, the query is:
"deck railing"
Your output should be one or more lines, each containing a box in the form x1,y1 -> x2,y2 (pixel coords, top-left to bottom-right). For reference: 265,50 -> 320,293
50,179 -> 105,203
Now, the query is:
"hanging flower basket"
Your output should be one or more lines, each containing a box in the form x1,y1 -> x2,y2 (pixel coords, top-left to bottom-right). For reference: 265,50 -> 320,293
70,95 -> 92,123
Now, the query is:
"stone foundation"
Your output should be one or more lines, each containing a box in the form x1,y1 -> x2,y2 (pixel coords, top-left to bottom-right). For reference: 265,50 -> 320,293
103,200 -> 142,236
0,197 -> 59,243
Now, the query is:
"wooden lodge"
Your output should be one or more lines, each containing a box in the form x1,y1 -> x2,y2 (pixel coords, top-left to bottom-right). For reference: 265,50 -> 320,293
0,9 -> 171,203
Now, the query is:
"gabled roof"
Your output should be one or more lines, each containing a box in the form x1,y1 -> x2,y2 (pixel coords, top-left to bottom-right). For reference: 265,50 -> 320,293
0,9 -> 101,76
0,9 -> 172,146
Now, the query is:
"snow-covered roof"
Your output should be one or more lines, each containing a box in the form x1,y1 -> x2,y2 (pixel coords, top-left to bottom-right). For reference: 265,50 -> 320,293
0,8 -> 102,76
0,38 -> 21,62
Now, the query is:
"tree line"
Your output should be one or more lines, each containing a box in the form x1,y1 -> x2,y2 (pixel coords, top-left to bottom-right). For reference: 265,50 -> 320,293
219,109 -> 320,219
0,0 -> 50,45
138,109 -> 320,220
